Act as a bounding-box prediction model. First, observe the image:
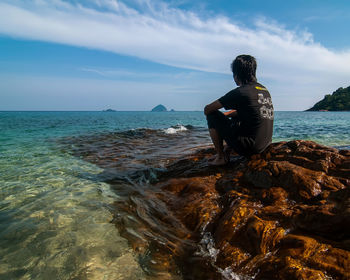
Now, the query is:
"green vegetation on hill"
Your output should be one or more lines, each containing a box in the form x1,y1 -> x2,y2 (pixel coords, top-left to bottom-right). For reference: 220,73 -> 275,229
307,86 -> 350,111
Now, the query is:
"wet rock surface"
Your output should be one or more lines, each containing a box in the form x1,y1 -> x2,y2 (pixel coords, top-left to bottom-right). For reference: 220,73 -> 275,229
112,140 -> 350,279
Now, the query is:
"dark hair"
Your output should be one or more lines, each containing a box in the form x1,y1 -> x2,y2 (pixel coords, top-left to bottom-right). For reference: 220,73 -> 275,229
231,55 -> 257,84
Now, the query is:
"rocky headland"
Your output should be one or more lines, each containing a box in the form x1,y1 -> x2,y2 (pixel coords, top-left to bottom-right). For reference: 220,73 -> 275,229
113,140 -> 350,279
307,86 -> 350,111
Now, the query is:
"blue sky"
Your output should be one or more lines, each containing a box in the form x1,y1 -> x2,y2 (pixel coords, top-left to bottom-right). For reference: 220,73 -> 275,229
1,0 -> 350,111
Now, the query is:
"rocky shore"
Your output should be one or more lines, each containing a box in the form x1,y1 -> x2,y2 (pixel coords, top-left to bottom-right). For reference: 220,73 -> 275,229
112,140 -> 350,279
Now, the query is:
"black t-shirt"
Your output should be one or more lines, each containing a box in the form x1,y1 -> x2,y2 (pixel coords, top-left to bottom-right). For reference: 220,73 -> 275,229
218,82 -> 274,155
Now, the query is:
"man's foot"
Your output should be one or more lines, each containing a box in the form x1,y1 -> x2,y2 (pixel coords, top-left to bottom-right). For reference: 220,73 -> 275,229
224,146 -> 232,163
208,155 -> 228,166
208,154 -> 217,161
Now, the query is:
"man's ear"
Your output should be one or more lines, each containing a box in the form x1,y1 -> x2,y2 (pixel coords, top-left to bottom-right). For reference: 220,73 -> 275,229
234,74 -> 241,86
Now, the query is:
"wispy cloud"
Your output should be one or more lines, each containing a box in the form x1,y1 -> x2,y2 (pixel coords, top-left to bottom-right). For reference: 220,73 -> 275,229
0,0 -> 350,110
80,67 -> 172,79
303,9 -> 350,23
79,66 -> 222,81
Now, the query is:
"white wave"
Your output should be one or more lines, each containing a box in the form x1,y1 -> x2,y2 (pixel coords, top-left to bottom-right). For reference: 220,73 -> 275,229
195,231 -> 256,280
195,232 -> 219,261
218,267 -> 253,280
164,125 -> 188,134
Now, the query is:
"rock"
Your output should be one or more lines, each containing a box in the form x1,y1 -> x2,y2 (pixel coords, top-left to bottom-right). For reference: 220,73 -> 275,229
151,104 -> 167,112
113,140 -> 350,279
103,108 -> 117,112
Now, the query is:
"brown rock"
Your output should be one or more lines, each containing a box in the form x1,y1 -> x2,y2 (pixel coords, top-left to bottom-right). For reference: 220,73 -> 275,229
112,140 -> 350,279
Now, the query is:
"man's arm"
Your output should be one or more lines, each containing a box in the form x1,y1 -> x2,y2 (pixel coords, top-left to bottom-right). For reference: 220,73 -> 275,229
224,110 -> 237,118
204,100 -> 223,115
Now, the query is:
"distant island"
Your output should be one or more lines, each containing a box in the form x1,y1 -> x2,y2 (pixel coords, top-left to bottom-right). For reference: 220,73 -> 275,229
307,86 -> 350,111
103,109 -> 117,112
151,104 -> 167,112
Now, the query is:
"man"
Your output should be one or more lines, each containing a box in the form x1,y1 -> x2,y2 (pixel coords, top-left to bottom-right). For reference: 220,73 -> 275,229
204,55 -> 274,165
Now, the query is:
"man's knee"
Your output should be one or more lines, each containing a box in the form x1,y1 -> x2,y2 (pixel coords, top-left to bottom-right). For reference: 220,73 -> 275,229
207,110 -> 224,129
206,111 -> 217,129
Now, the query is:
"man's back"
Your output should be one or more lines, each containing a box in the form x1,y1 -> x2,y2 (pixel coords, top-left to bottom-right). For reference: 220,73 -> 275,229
218,82 -> 274,155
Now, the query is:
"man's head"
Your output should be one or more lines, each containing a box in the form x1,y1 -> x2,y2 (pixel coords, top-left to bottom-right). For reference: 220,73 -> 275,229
231,55 -> 257,85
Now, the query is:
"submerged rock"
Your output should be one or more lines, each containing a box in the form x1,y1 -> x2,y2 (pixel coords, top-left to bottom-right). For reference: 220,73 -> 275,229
113,140 -> 350,279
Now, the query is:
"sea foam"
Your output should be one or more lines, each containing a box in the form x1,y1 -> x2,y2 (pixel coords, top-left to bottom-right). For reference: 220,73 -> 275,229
164,125 -> 188,134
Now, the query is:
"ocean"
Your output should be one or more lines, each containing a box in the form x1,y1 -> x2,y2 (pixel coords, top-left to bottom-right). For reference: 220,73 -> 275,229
0,111 -> 349,279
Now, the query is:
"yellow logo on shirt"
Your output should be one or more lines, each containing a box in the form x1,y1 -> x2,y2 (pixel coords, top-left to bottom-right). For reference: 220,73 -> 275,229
255,86 -> 268,91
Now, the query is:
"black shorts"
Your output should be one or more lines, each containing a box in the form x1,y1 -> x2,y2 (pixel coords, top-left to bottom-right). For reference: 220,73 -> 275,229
206,111 -> 247,156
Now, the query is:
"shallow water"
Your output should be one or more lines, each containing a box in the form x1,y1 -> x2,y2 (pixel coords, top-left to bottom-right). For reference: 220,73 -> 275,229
0,111 -> 349,279
0,134 -> 146,279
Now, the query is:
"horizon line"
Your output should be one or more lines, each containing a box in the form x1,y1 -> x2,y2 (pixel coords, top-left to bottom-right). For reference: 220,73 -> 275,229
0,110 -> 323,112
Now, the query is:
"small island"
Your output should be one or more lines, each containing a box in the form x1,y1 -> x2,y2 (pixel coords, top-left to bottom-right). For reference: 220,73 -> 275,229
103,109 -> 117,112
151,104 -> 167,112
307,86 -> 350,111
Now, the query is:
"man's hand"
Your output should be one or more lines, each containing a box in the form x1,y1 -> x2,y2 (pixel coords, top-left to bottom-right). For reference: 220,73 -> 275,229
204,100 -> 223,115
224,110 -> 237,118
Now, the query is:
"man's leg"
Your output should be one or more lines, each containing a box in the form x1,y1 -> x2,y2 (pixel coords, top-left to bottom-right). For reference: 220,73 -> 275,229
209,128 -> 226,165
206,111 -> 232,165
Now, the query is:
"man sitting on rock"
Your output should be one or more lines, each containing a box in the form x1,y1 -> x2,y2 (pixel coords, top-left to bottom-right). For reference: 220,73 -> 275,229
204,54 -> 274,165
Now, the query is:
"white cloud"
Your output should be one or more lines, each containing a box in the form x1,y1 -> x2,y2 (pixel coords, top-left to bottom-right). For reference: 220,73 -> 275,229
0,0 -> 349,110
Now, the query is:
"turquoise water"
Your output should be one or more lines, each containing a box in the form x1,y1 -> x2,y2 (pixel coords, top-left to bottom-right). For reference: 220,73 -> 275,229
273,111 -> 350,148
0,111 -> 349,279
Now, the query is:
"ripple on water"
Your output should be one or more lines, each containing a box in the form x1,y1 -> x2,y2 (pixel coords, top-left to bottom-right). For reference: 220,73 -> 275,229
0,143 -> 147,279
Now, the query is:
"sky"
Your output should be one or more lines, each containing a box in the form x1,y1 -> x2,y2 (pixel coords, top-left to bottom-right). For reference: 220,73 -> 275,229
0,0 -> 350,111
